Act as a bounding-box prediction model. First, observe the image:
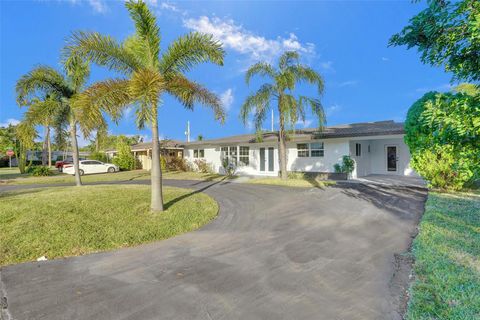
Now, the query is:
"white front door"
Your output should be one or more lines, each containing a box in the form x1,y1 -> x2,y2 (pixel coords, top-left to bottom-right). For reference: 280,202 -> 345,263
386,145 -> 398,173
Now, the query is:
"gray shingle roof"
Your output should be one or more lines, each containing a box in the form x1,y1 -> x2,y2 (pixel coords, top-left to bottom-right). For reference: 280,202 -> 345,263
183,120 -> 404,146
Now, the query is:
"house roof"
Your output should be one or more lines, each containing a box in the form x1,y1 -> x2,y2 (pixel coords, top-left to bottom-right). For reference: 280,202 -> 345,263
105,139 -> 183,152
183,120 -> 405,146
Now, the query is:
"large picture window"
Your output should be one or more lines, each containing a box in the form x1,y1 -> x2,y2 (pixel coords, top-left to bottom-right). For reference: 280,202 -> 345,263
297,144 -> 309,157
239,146 -> 249,165
221,146 -> 237,165
310,142 -> 324,157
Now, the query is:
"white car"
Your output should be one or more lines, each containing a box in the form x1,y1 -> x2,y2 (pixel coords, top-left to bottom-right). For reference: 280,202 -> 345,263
63,160 -> 119,176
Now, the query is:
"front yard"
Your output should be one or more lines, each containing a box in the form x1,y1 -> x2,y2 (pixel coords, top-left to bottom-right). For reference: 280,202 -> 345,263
0,167 -> 228,185
407,191 -> 480,319
0,185 -> 218,266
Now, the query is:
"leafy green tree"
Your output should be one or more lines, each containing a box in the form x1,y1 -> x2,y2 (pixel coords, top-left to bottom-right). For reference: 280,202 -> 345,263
240,51 -> 325,179
67,0 -> 225,211
112,137 -> 135,170
389,0 -> 480,82
15,122 -> 37,173
405,88 -> 480,189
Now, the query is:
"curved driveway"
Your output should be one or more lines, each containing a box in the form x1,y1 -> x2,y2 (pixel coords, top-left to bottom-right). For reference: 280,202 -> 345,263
1,180 -> 427,320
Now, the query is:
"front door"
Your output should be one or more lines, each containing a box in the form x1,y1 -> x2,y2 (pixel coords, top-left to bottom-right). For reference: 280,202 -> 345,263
386,146 -> 397,172
259,147 -> 274,172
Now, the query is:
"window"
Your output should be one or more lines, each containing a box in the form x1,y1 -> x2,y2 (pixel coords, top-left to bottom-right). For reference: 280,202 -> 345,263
297,144 -> 309,157
239,146 -> 249,165
193,149 -> 204,158
310,142 -> 324,157
221,146 -> 238,165
355,143 -> 362,157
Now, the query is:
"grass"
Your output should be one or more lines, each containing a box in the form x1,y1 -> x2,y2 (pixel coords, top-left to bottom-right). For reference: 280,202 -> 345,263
0,185 -> 218,266
0,167 -> 228,185
406,191 -> 480,319
246,176 -> 336,188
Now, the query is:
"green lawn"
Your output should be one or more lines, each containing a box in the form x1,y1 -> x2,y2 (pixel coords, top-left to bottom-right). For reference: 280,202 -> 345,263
406,191 -> 480,319
246,176 -> 335,188
0,185 -> 218,266
0,168 -> 228,185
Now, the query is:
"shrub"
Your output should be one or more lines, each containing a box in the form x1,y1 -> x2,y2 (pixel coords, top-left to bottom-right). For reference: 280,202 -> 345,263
112,140 -> 135,171
89,151 -> 109,163
412,145 -> 474,191
27,165 -> 52,176
333,156 -> 355,175
194,159 -> 213,173
166,157 -> 191,172
160,156 -> 167,171
221,158 -> 236,177
405,90 -> 480,189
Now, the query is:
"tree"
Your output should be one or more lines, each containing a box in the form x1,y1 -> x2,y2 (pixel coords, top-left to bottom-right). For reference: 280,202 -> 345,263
15,122 -> 37,173
197,134 -> 203,141
21,95 -> 65,167
389,0 -> 480,82
240,51 -> 325,180
67,0 -> 225,211
16,54 -> 96,186
404,88 -> 480,189
112,136 -> 136,170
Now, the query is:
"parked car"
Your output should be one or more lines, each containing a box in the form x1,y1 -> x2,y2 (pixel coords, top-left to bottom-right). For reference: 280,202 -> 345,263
63,160 -> 119,176
55,157 -> 86,172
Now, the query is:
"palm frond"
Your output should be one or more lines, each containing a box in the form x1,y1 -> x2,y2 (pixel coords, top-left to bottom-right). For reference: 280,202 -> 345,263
289,65 -> 325,94
23,97 -> 62,125
245,62 -> 276,85
166,75 -> 225,122
279,51 -> 299,69
239,84 -> 275,127
299,96 -> 326,129
160,32 -> 224,75
16,121 -> 37,149
16,66 -> 72,105
125,0 -> 160,68
65,31 -> 140,74
63,51 -> 90,92
129,69 -> 165,107
73,79 -> 132,135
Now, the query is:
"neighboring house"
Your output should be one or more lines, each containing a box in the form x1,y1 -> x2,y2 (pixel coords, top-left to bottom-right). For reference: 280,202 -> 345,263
106,140 -> 183,170
183,120 -> 417,179
26,150 -> 91,162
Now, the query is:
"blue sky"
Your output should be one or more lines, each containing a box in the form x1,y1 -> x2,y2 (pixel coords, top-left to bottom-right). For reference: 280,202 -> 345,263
0,0 -> 455,145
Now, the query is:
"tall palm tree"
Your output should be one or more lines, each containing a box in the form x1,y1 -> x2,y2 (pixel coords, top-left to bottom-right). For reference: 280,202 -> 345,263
240,51 -> 326,180
22,95 -> 64,167
16,54 -> 95,186
67,0 -> 225,212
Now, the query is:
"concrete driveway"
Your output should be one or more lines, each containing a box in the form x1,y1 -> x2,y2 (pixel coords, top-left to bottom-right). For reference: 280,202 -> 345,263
0,180 -> 427,320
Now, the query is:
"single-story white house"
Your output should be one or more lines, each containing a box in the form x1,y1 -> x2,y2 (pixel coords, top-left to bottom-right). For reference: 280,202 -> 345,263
183,120 -> 417,179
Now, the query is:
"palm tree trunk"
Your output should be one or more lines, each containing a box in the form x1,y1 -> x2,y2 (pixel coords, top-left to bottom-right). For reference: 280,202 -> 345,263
42,125 -> 49,166
70,119 -> 83,186
278,113 -> 288,180
47,126 -> 52,167
150,105 -> 164,212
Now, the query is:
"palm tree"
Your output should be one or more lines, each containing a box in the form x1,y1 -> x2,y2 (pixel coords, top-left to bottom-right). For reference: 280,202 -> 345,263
16,54 -> 95,186
21,95 -> 64,167
240,51 -> 326,180
67,0 -> 225,212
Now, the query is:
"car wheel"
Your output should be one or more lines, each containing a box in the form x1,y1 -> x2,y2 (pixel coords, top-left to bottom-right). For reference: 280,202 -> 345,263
58,167 -> 63,172
79,169 -> 84,176
107,167 -> 115,173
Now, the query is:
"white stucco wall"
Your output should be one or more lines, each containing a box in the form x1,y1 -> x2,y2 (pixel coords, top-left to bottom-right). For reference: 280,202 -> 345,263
287,139 -> 350,173
184,135 -> 416,178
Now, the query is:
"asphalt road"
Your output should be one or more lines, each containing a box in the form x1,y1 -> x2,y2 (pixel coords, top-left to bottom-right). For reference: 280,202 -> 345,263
0,180 -> 427,320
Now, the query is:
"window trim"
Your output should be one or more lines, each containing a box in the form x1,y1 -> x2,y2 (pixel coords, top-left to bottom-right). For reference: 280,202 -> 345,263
297,143 -> 309,157
355,143 -> 362,157
239,146 -> 249,166
193,149 -> 205,158
310,142 -> 324,157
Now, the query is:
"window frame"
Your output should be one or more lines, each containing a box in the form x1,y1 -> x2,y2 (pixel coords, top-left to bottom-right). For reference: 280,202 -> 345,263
239,146 -> 249,166
310,142 -> 324,157
193,149 -> 205,159
297,143 -> 309,157
355,143 -> 362,157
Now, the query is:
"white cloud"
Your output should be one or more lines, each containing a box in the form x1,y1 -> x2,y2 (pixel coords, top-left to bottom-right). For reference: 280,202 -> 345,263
337,80 -> 358,87
87,0 -> 107,13
326,104 -> 342,116
381,57 -> 389,62
415,83 -> 453,93
183,16 -> 316,64
319,61 -> 334,72
220,88 -> 234,111
296,119 -> 313,128
0,118 -> 20,128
